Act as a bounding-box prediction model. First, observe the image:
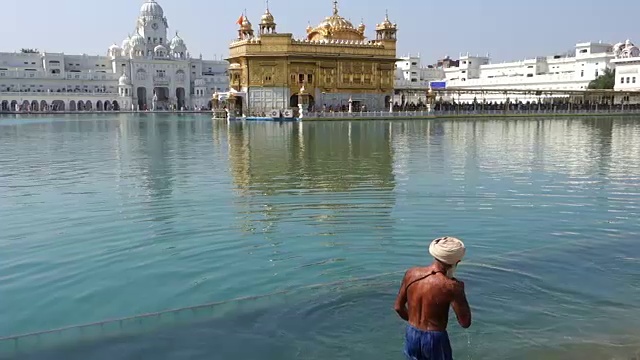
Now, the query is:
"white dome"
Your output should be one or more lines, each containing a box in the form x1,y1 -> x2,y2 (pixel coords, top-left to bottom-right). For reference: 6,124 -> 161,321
108,44 -> 123,58
140,0 -> 163,17
118,72 -> 131,86
169,32 -> 186,51
154,44 -> 167,52
121,36 -> 132,51
130,33 -> 145,48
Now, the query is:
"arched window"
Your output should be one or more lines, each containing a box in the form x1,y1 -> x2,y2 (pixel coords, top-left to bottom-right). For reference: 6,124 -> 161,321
136,68 -> 147,81
176,70 -> 185,82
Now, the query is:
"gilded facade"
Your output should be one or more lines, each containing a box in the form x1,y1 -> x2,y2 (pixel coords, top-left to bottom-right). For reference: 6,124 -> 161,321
226,1 -> 398,114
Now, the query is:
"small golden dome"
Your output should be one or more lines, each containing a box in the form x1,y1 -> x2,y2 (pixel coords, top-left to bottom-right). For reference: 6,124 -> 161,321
376,11 -> 396,31
261,9 -> 275,25
357,20 -> 365,33
241,15 -> 253,30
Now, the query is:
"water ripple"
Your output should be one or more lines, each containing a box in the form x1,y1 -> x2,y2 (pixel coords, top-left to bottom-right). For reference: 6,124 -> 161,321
1,115 -> 640,359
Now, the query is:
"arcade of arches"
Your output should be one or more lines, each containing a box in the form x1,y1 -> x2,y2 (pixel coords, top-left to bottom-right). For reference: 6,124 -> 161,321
0,99 -> 121,112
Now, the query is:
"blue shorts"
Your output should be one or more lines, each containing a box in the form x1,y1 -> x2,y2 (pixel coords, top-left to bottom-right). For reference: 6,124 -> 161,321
404,325 -> 453,360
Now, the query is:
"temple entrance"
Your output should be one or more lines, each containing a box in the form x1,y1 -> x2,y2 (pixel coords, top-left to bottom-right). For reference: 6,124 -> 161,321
112,101 -> 120,111
137,87 -> 147,110
176,87 -> 186,110
153,87 -> 170,110
289,94 -> 315,111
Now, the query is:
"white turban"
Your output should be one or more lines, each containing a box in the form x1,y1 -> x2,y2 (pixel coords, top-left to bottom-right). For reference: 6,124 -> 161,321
429,236 -> 466,265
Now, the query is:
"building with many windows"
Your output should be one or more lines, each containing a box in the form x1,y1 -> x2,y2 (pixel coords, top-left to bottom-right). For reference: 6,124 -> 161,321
393,55 -> 445,106
0,0 -> 228,112
393,41 -> 619,103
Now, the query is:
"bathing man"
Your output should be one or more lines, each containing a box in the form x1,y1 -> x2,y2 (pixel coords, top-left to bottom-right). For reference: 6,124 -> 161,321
394,236 -> 472,360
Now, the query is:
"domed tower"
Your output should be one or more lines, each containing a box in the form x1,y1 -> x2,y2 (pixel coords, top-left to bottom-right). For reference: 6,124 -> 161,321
108,43 -> 123,58
129,32 -> 146,58
118,71 -> 132,97
259,3 -> 277,35
154,44 -> 168,58
169,31 -> 187,59
237,15 -> 254,40
136,0 -> 169,54
121,35 -> 132,56
357,19 -> 366,36
375,11 -> 397,42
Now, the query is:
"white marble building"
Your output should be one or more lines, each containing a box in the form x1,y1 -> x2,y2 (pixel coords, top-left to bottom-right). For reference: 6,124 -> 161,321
394,41 -> 617,103
611,40 -> 640,90
393,55 -> 443,104
0,0 -> 228,112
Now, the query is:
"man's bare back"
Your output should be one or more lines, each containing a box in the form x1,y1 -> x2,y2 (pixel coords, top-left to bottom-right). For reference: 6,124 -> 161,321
394,264 -> 471,331
395,236 -> 471,360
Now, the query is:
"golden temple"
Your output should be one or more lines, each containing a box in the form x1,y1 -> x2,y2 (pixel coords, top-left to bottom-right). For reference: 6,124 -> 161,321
223,0 -> 398,115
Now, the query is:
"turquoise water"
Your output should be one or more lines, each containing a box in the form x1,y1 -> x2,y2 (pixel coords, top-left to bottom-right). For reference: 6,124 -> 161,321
1,114 -> 640,359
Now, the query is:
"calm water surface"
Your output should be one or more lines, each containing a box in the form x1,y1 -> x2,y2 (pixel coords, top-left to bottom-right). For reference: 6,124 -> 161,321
1,114 -> 640,359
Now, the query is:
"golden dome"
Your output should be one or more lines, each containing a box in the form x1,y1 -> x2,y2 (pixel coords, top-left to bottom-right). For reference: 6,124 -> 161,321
307,1 -> 365,41
357,20 -> 365,33
261,8 -> 275,25
376,11 -> 396,31
241,15 -> 253,30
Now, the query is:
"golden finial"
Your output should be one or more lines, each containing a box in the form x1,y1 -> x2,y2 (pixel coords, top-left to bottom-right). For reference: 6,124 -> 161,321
332,0 -> 338,15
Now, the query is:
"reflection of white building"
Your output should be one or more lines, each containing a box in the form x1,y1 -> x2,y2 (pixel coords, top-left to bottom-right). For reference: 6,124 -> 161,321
0,0 -> 228,112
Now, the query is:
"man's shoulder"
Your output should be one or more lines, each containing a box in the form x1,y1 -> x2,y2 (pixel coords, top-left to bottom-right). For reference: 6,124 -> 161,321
404,266 -> 431,278
403,266 -> 441,285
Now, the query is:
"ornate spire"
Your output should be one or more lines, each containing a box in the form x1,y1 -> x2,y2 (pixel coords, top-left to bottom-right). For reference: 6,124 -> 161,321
332,0 -> 338,15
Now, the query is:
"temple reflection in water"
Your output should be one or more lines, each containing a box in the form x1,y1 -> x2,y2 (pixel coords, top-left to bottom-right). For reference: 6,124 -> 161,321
224,121 -> 395,193
220,120 -> 397,238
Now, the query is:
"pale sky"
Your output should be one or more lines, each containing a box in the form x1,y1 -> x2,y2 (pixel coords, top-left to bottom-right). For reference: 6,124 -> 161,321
1,0 -> 636,63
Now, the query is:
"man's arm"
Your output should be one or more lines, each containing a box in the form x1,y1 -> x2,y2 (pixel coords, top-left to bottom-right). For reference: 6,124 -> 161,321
393,270 -> 411,321
451,280 -> 472,328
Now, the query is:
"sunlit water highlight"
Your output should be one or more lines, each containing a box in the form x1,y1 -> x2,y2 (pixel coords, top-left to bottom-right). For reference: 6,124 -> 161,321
1,114 -> 640,359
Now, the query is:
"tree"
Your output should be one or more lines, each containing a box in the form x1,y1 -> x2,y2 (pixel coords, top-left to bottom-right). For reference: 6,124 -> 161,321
588,68 -> 615,89
20,48 -> 38,54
